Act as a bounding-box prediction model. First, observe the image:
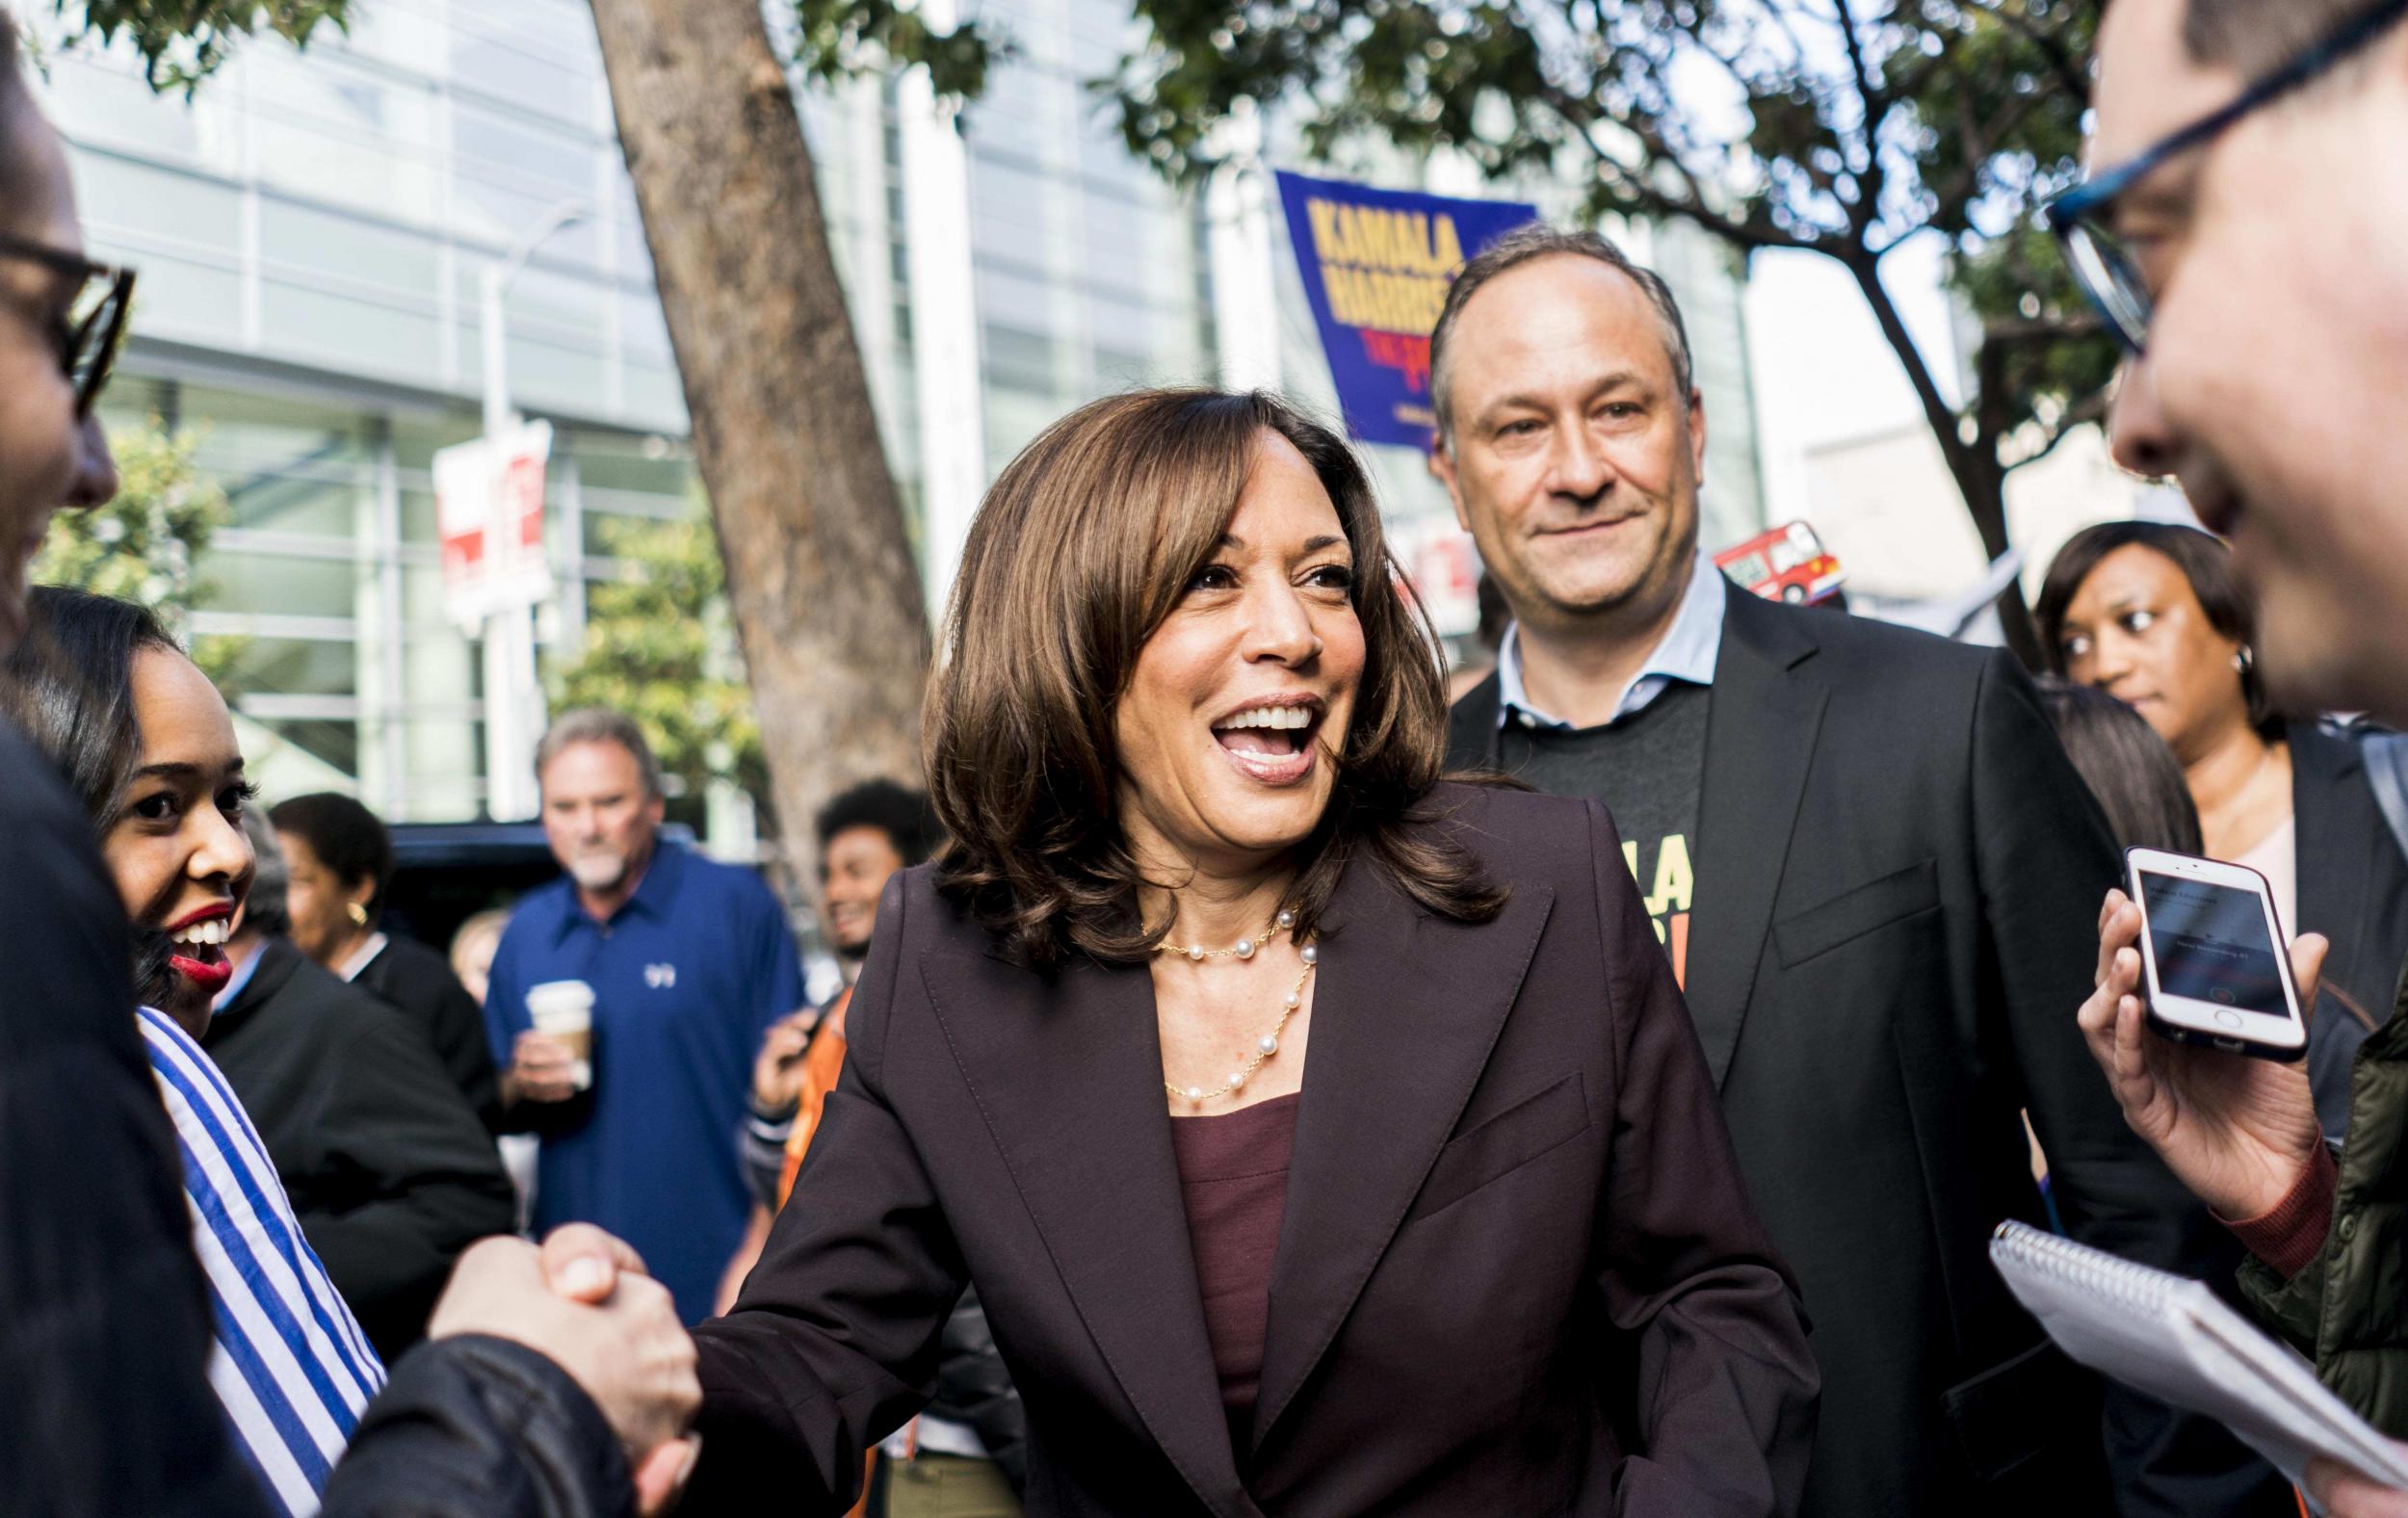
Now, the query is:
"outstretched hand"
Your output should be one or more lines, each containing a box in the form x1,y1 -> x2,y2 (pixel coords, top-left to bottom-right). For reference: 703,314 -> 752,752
2074,888 -> 2324,1221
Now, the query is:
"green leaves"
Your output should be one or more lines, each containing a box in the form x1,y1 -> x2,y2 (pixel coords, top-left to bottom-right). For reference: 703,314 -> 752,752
790,0 -> 993,102
50,0 -> 350,92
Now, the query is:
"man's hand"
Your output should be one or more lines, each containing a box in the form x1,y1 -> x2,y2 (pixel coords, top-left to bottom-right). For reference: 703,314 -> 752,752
503,1030 -> 581,1105
2308,1454 -> 2408,1515
750,1010 -> 816,1111
432,1234 -> 700,1511
2075,888 -> 2324,1220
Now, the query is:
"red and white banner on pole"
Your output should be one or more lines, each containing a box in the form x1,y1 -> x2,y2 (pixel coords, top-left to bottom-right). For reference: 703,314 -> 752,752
434,420 -> 555,629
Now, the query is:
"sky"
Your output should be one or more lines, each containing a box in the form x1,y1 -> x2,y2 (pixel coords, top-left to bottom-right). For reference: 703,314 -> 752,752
1744,231 -> 1966,524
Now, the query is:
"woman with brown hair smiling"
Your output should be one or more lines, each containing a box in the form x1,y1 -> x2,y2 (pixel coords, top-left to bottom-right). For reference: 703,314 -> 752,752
688,389 -> 1817,1516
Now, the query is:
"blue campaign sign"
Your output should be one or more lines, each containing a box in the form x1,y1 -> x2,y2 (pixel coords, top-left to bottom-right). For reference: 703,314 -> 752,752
1273,170 -> 1539,448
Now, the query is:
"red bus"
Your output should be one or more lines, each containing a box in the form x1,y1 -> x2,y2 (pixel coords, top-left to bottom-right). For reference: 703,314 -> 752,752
1714,521 -> 1845,605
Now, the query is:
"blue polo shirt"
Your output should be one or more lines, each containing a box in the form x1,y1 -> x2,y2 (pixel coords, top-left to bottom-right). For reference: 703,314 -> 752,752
484,841 -> 803,1323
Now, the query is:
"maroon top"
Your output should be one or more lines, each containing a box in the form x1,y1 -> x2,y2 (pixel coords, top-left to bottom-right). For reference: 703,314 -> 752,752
1169,1091 -> 1300,1452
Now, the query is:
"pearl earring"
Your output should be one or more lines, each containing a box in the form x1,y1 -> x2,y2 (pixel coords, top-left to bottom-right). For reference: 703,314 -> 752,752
2234,646 -> 2254,675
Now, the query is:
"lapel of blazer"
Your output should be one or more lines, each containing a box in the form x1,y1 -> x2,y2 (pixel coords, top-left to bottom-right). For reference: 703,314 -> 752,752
1445,668 -> 1506,772
1683,592 -> 1828,1089
1248,857 -> 1557,1455
918,946 -> 1254,1517
2289,720 -> 2365,977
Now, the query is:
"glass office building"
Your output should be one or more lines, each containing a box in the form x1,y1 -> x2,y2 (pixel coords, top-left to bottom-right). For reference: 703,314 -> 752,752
33,0 -> 1762,826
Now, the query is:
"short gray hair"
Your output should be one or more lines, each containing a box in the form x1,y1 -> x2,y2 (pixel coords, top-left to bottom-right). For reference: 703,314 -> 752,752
238,804 -> 291,937
1428,223 -> 1696,444
535,707 -> 665,799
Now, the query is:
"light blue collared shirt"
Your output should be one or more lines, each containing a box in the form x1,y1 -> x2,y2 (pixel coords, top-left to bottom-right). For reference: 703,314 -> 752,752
1496,549 -> 1727,731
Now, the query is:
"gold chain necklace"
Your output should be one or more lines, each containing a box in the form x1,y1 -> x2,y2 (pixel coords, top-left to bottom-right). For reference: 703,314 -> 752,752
1156,907 -> 1296,962
1165,943 -> 1317,1105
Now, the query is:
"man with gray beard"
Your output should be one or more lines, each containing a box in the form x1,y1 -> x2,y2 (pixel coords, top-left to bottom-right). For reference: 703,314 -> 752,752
486,709 -> 806,1325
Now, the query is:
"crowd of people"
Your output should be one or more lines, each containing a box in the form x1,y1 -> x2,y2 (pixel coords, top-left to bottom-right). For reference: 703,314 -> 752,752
10,0 -> 2408,1513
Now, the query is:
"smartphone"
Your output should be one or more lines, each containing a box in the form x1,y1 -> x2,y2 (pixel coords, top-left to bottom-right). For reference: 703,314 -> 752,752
2125,847 -> 2308,1061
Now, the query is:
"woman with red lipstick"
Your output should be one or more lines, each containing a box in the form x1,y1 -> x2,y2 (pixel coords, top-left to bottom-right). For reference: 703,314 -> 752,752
682,390 -> 1817,1516
2039,521 -> 2407,1140
3,585 -> 389,1510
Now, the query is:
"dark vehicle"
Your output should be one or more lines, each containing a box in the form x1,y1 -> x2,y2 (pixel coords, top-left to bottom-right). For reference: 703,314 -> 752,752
381,820 -> 700,955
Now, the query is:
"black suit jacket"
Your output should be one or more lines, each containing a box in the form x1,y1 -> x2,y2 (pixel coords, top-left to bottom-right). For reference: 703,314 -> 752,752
353,932 -> 506,1131
692,785 -> 1818,1516
1450,592 -> 2283,1518
2291,720 -> 2408,1137
208,937 -> 516,1360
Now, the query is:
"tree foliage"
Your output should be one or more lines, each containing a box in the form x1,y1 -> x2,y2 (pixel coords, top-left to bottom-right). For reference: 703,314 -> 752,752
551,497 -> 765,808
41,0 -> 349,92
1103,0 -> 2115,655
32,418 -> 244,680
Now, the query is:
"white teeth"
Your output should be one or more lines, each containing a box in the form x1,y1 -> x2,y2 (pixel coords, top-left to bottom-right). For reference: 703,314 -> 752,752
1214,704 -> 1313,732
171,919 -> 227,947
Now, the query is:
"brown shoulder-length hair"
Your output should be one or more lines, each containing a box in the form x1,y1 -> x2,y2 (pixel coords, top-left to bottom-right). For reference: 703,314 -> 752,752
926,388 -> 1505,971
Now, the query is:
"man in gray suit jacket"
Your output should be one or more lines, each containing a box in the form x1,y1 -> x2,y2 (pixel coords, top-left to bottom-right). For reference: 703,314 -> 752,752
1430,223 -> 2287,1518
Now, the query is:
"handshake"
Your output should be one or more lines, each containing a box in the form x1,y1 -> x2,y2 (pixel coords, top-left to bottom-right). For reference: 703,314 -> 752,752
430,1225 -> 705,1514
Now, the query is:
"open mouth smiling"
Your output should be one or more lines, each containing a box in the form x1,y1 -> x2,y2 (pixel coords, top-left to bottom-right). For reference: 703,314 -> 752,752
163,903 -> 236,995
1209,696 -> 1326,788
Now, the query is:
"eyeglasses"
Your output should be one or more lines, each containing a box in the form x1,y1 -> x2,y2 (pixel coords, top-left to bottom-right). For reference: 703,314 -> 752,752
0,232 -> 135,417
2045,0 -> 2408,354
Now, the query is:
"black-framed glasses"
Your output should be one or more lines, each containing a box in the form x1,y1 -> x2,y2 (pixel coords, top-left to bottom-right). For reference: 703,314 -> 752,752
2046,0 -> 2408,354
0,231 -> 134,417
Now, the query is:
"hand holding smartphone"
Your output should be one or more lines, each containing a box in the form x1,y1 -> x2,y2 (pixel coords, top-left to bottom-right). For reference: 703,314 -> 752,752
2125,847 -> 2308,1062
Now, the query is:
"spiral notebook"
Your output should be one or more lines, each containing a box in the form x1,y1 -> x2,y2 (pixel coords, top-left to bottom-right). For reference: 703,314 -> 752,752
1991,1220 -> 2408,1497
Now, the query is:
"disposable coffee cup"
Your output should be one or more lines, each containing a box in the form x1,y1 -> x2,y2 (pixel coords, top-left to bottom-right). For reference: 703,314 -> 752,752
525,980 -> 595,1091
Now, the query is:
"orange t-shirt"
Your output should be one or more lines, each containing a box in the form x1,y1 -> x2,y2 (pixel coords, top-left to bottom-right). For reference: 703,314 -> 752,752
775,986 -> 851,1208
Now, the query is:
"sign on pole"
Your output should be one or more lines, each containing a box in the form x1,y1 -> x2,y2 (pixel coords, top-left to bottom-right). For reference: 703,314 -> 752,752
433,420 -> 555,628
1272,170 -> 1538,447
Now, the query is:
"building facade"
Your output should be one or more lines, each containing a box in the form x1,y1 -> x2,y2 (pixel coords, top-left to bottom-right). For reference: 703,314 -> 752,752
36,0 -> 1762,826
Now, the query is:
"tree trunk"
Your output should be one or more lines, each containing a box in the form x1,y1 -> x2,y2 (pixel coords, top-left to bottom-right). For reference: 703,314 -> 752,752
1843,258 -> 2045,668
586,0 -> 930,892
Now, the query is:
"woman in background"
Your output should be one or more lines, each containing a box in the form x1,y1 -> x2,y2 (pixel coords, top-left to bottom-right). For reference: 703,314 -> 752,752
272,791 -> 500,1126
2041,522 -> 2407,1138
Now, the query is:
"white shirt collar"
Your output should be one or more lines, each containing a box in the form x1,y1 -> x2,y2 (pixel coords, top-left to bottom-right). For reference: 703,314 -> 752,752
1496,549 -> 1726,731
336,931 -> 389,983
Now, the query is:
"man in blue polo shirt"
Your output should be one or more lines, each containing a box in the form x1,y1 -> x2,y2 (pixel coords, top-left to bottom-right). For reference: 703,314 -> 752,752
486,708 -> 804,1323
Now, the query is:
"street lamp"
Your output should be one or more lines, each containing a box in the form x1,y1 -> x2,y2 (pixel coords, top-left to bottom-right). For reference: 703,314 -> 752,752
478,199 -> 592,822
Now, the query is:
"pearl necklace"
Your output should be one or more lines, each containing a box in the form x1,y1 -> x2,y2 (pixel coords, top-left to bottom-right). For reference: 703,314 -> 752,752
1165,943 -> 1317,1105
1157,907 -> 1296,962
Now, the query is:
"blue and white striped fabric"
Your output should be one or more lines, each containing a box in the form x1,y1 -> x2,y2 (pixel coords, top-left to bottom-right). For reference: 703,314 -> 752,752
136,1007 -> 385,1515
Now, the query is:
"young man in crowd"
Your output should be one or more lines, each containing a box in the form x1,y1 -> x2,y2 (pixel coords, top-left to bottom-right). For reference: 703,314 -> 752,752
488,708 -> 806,1325
2064,3 -> 2408,1513
1431,223 -> 2280,1516
0,19 -> 697,1511
730,779 -> 1028,1518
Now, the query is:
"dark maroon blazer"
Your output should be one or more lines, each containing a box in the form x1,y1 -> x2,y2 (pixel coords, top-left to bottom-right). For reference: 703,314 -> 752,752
688,783 -> 1818,1516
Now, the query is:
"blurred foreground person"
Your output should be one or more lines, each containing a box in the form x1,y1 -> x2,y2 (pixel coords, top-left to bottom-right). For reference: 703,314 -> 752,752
684,389 -> 1817,1516
0,31 -> 694,1511
2064,1 -> 2408,1510
726,779 -> 1028,1516
215,803 -> 516,1360
273,790 -> 504,1125
1430,223 -> 2269,1515
486,708 -> 805,1323
2042,522 -> 2399,1132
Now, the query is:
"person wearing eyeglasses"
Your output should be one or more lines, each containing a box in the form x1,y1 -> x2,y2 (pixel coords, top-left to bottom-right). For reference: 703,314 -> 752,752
2055,2 -> 2408,1513
0,19 -> 712,1516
